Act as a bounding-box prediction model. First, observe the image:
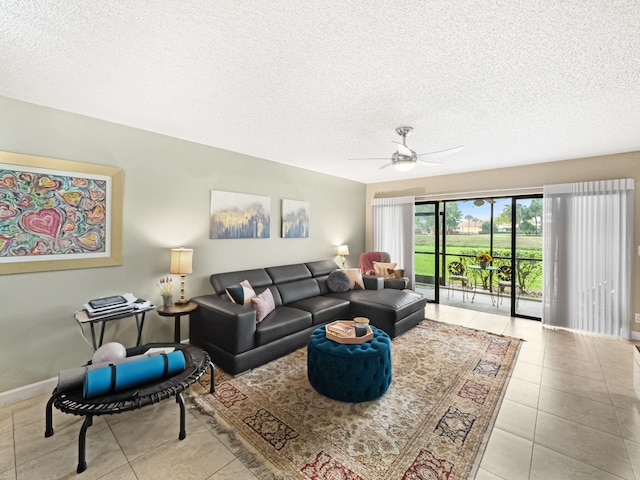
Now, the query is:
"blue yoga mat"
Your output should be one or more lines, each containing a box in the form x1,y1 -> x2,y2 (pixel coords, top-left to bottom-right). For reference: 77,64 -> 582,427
83,351 -> 186,398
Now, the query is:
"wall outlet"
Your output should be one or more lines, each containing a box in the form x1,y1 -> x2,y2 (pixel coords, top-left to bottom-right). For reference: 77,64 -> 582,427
636,313 -> 640,323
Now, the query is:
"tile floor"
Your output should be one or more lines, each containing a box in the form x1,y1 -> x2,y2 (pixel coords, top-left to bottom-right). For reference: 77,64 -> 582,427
1,304 -> 640,479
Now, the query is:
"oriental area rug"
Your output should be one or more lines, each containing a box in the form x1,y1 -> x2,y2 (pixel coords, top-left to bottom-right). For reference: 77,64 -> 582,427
189,320 -> 523,480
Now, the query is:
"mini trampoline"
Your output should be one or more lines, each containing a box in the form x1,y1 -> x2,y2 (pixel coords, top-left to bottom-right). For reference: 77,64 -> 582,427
44,343 -> 213,473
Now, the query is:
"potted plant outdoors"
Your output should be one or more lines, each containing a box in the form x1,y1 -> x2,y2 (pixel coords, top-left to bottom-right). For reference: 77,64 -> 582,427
157,276 -> 174,308
476,253 -> 493,269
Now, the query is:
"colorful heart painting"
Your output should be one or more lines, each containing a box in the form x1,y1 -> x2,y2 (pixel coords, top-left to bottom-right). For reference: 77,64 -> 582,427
0,167 -> 109,259
21,208 -> 62,239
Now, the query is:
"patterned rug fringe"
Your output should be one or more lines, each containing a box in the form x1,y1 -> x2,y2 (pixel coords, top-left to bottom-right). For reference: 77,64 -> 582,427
188,394 -> 283,480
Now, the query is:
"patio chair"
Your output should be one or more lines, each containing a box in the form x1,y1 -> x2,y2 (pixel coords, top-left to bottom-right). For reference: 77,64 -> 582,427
447,261 -> 468,300
497,265 -> 513,306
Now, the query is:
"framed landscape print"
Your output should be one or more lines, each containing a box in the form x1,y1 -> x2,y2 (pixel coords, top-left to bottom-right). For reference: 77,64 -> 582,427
0,151 -> 123,274
281,199 -> 310,238
210,190 -> 271,239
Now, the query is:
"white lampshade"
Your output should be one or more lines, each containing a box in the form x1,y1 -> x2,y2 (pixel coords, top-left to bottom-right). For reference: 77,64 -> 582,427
337,245 -> 350,256
170,247 -> 193,275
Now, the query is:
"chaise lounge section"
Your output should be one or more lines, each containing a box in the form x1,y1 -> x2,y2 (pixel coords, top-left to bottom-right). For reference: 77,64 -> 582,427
189,259 -> 426,374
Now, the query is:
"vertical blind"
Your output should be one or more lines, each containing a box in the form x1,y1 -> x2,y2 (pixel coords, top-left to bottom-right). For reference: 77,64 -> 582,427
372,196 -> 415,289
542,179 -> 634,338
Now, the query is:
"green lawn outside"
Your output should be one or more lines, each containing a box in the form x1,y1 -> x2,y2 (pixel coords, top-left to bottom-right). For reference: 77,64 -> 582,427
415,233 -> 543,251
414,233 -> 543,294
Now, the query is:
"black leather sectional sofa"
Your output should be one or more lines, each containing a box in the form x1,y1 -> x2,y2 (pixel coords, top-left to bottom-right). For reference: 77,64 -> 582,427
189,259 -> 426,374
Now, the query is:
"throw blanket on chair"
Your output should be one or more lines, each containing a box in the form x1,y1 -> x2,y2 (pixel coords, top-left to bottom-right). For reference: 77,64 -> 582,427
358,252 -> 382,275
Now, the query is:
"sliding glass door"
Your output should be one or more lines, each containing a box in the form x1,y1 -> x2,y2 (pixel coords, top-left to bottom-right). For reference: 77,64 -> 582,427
414,195 -> 542,319
512,197 -> 543,318
414,202 -> 439,302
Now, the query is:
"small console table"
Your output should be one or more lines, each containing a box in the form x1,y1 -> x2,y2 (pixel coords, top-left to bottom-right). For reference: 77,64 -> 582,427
74,306 -> 154,351
44,343 -> 214,473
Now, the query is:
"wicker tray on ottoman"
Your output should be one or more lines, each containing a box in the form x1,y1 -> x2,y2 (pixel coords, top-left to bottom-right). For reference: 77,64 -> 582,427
325,320 -> 373,344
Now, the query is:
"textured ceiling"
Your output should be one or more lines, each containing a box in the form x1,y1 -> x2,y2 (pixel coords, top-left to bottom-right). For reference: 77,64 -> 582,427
1,1 -> 639,184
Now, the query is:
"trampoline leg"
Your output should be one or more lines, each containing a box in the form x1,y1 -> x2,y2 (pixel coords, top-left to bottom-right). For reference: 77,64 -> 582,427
177,393 -> 186,440
44,395 -> 55,437
77,415 -> 93,473
209,361 -> 215,394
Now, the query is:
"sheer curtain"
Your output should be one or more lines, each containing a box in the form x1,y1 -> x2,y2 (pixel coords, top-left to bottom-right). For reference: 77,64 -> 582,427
542,179 -> 634,339
372,196 -> 415,289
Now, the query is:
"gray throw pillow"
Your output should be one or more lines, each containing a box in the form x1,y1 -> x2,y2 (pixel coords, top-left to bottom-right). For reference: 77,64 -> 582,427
327,270 -> 350,293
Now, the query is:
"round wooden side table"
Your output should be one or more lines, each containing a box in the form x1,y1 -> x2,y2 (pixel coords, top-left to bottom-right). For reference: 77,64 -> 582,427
156,301 -> 197,343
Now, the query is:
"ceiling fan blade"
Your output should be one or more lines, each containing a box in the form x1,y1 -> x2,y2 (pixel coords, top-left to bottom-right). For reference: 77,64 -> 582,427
416,159 -> 443,166
391,141 -> 412,157
417,145 -> 464,159
379,162 -> 394,169
349,157 -> 390,161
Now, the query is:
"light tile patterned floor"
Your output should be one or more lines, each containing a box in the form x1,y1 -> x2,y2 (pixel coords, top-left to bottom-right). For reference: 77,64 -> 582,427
1,304 -> 640,479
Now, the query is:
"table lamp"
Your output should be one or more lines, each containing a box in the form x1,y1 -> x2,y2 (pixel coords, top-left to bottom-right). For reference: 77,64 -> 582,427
170,246 -> 193,305
337,245 -> 349,269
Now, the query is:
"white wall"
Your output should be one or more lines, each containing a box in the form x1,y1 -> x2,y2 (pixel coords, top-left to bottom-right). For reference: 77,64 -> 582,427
0,96 -> 366,393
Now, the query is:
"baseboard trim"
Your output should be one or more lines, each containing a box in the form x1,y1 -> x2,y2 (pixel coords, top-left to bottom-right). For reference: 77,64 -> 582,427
0,377 -> 57,407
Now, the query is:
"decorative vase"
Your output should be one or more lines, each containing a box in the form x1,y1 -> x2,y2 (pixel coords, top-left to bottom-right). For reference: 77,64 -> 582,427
162,295 -> 173,308
479,260 -> 488,269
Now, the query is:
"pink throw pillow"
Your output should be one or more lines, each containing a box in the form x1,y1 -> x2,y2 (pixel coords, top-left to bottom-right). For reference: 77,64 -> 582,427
251,288 -> 275,323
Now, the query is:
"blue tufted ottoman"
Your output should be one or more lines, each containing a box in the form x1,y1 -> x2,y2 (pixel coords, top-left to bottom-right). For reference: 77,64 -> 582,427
307,325 -> 392,403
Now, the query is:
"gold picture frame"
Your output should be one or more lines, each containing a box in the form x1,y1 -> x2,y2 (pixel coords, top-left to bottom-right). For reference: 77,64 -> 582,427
0,151 -> 123,274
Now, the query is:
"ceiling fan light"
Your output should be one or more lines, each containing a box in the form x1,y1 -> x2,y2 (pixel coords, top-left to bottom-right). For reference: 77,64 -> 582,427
393,160 -> 415,172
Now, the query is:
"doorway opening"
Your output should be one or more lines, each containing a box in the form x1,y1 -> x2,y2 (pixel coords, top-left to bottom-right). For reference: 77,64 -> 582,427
414,195 -> 542,319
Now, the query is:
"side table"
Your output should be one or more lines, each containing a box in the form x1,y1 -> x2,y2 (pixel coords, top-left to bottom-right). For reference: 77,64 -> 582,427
74,306 -> 155,351
468,265 -> 500,305
156,302 -> 198,343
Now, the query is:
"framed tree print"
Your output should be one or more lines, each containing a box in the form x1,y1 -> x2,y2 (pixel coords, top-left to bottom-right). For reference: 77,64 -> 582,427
281,199 -> 310,238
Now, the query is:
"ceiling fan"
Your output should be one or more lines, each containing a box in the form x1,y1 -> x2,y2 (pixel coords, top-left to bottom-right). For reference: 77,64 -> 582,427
471,198 -> 495,206
350,126 -> 464,171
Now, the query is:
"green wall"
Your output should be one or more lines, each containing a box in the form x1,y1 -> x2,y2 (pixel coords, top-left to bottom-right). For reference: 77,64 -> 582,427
0,96 -> 366,393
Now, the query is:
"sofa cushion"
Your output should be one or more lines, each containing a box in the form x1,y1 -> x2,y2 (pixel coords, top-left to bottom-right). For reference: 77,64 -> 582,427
327,270 -> 350,293
277,277 -> 321,304
306,259 -> 342,277
251,288 -> 275,322
266,263 -> 311,284
288,296 -> 351,325
255,307 -> 312,346
226,280 -> 256,305
348,289 -> 425,322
